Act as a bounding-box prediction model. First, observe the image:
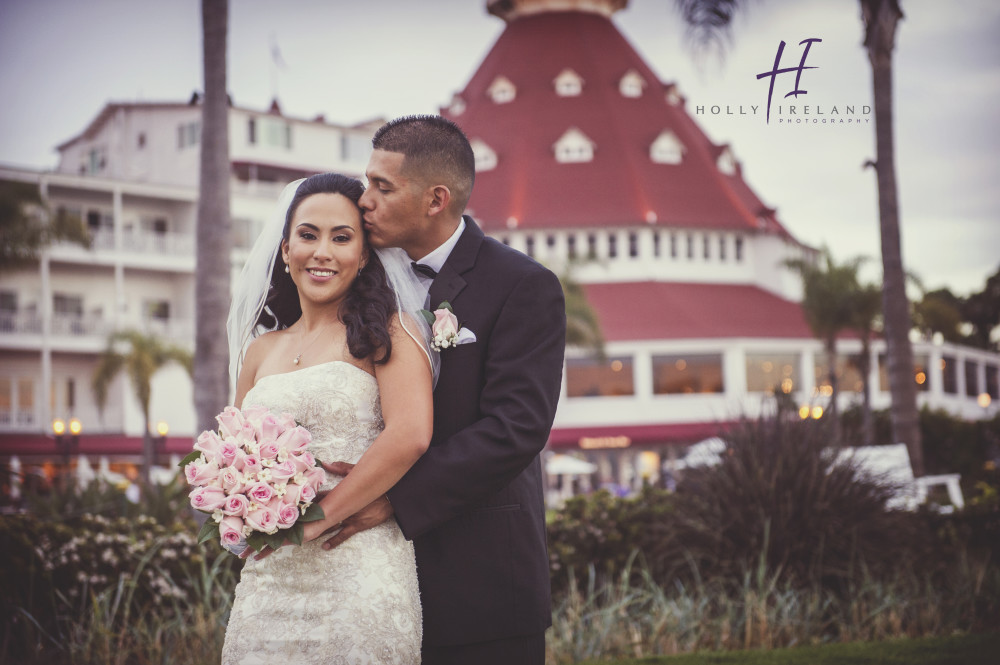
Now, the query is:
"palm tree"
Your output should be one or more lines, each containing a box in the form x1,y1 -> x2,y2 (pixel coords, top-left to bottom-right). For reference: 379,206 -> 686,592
92,330 -> 193,483
786,249 -> 867,442
560,267 -> 605,360
675,0 -> 924,474
1,180 -> 89,271
194,0 -> 233,433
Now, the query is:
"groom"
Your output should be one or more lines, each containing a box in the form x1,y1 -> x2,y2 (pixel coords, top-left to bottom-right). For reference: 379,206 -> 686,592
324,115 -> 566,664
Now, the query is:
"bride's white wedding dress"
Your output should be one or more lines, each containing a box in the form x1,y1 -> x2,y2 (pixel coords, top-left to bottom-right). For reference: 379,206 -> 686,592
221,361 -> 421,664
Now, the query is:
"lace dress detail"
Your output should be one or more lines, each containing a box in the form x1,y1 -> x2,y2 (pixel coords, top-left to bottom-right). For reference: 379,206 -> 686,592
221,362 -> 421,664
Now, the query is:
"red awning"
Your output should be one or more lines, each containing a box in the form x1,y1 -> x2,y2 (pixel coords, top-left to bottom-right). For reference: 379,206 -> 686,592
0,433 -> 193,458
548,420 -> 734,450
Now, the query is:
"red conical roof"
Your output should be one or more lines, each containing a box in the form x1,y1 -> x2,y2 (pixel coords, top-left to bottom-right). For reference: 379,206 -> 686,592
443,10 -> 792,238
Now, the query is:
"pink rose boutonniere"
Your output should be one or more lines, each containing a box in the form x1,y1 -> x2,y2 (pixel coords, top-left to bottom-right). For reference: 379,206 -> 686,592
420,301 -> 476,351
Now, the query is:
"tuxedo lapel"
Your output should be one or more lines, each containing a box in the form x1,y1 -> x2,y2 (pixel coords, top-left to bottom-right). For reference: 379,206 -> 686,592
428,216 -> 484,308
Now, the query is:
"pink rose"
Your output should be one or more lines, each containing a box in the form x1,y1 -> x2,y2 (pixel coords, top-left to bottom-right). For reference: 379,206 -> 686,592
276,426 -> 311,454
216,406 -> 246,439
222,493 -> 250,517
184,459 -> 220,487
291,451 -> 316,474
268,460 -> 297,484
259,414 -> 281,445
189,486 -> 227,512
304,467 -> 327,491
276,502 -> 300,529
234,422 -> 256,448
218,467 -> 243,494
241,404 -> 269,430
433,308 -> 459,337
218,440 -> 239,466
246,481 -> 274,505
218,515 -> 245,546
258,441 -> 281,460
299,484 -> 317,504
245,506 -> 279,534
193,430 -> 223,461
238,452 -> 262,475
282,483 -> 303,506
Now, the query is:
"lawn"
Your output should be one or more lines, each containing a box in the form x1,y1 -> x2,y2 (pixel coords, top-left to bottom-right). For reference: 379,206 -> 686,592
576,633 -> 1000,665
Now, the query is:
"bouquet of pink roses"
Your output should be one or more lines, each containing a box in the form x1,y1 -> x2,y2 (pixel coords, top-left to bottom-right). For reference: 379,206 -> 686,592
179,405 -> 325,555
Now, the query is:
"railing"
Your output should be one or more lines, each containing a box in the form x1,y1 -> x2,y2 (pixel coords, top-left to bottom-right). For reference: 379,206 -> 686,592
122,229 -> 194,256
0,311 -> 42,335
51,313 -> 114,338
0,409 -> 36,428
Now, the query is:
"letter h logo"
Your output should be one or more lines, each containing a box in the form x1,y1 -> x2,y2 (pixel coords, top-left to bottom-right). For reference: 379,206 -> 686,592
757,38 -> 822,124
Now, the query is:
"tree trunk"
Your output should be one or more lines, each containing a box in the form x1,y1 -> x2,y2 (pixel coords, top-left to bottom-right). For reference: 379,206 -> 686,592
195,0 -> 232,433
826,337 -> 840,443
863,0 -> 924,475
859,337 -> 874,446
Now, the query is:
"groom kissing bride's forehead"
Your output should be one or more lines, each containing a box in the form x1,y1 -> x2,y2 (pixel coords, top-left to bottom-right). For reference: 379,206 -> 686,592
345,114 -> 567,664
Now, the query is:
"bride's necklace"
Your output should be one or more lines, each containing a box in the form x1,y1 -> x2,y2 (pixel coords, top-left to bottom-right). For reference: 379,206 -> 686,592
293,326 -> 326,366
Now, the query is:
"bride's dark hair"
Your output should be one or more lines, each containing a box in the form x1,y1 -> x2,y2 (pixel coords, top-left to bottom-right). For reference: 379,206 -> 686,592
256,173 -> 394,364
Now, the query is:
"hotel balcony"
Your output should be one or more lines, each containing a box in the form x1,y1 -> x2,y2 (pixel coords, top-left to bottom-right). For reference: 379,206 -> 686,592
0,312 -> 194,352
48,229 -> 195,272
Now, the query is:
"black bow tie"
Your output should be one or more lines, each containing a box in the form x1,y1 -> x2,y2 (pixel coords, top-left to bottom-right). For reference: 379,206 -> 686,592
411,262 -> 438,279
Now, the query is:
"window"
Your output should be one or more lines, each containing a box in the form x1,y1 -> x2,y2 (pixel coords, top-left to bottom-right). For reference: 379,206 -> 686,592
654,354 -> 724,394
0,291 -> 16,313
735,236 -> 745,262
144,300 -> 170,321
53,294 -> 83,317
717,146 -> 737,175
178,121 -> 200,149
471,139 -> 497,172
567,234 -> 577,260
986,365 -> 999,399
525,235 -> 535,258
879,353 -> 931,393
488,76 -> 516,104
653,232 -> 661,258
587,234 -> 598,259
554,128 -> 595,163
619,69 -> 646,98
719,236 -> 727,261
965,360 -> 979,397
554,69 -> 583,97
815,352 -> 867,394
86,147 -> 106,173
137,132 -> 146,149
66,378 -> 75,410
686,234 -> 694,259
18,377 -> 34,424
0,379 -> 10,424
746,352 -> 800,394
942,355 -> 957,394
670,233 -> 677,259
607,233 -> 618,258
567,356 -> 634,397
703,234 -> 710,259
628,232 -> 639,258
650,130 -> 684,164
546,234 -> 556,250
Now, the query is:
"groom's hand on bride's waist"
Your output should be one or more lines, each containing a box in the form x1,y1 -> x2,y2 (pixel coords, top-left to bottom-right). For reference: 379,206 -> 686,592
318,462 -> 395,551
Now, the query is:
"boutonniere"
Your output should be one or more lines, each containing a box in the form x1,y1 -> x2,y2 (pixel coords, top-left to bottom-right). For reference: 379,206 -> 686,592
420,301 -> 477,351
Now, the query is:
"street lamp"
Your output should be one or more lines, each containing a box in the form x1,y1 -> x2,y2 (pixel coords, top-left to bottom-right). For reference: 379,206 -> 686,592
52,417 -> 81,468
154,421 -> 169,465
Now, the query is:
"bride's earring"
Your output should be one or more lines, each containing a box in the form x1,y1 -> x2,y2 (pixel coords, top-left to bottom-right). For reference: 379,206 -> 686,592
284,264 -> 290,274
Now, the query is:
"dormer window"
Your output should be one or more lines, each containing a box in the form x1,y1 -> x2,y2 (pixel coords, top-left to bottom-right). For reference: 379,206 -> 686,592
619,69 -> 646,98
717,146 -> 738,175
470,138 -> 497,172
665,85 -> 683,105
554,128 -> 595,164
554,68 -> 584,97
488,76 -> 516,104
650,130 -> 685,164
449,94 -> 466,116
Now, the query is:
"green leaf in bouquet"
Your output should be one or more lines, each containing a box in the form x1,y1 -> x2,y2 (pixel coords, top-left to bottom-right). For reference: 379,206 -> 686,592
247,531 -> 269,553
178,449 -> 202,468
299,502 -> 325,523
419,309 -> 436,326
265,531 -> 286,551
439,300 -> 454,312
196,518 -> 219,545
288,524 -> 304,546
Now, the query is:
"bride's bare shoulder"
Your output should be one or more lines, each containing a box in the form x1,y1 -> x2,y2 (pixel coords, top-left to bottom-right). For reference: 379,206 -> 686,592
243,329 -> 289,372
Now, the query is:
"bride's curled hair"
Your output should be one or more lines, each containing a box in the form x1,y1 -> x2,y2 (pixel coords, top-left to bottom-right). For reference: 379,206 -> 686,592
256,173 -> 395,364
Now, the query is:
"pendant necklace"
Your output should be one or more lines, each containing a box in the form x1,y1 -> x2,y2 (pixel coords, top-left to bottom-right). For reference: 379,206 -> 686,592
293,327 -> 326,366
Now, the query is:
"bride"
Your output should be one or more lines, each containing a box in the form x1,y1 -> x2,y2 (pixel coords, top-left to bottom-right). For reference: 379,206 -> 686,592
220,173 -> 435,664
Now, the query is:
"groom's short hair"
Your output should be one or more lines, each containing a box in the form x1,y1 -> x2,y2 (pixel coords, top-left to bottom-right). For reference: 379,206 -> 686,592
372,115 -> 475,214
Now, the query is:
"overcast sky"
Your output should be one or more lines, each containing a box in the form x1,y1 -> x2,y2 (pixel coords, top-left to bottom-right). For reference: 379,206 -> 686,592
1,0 -> 997,295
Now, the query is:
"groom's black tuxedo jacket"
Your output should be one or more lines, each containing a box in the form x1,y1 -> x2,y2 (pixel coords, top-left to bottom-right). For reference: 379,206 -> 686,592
386,217 -> 566,646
